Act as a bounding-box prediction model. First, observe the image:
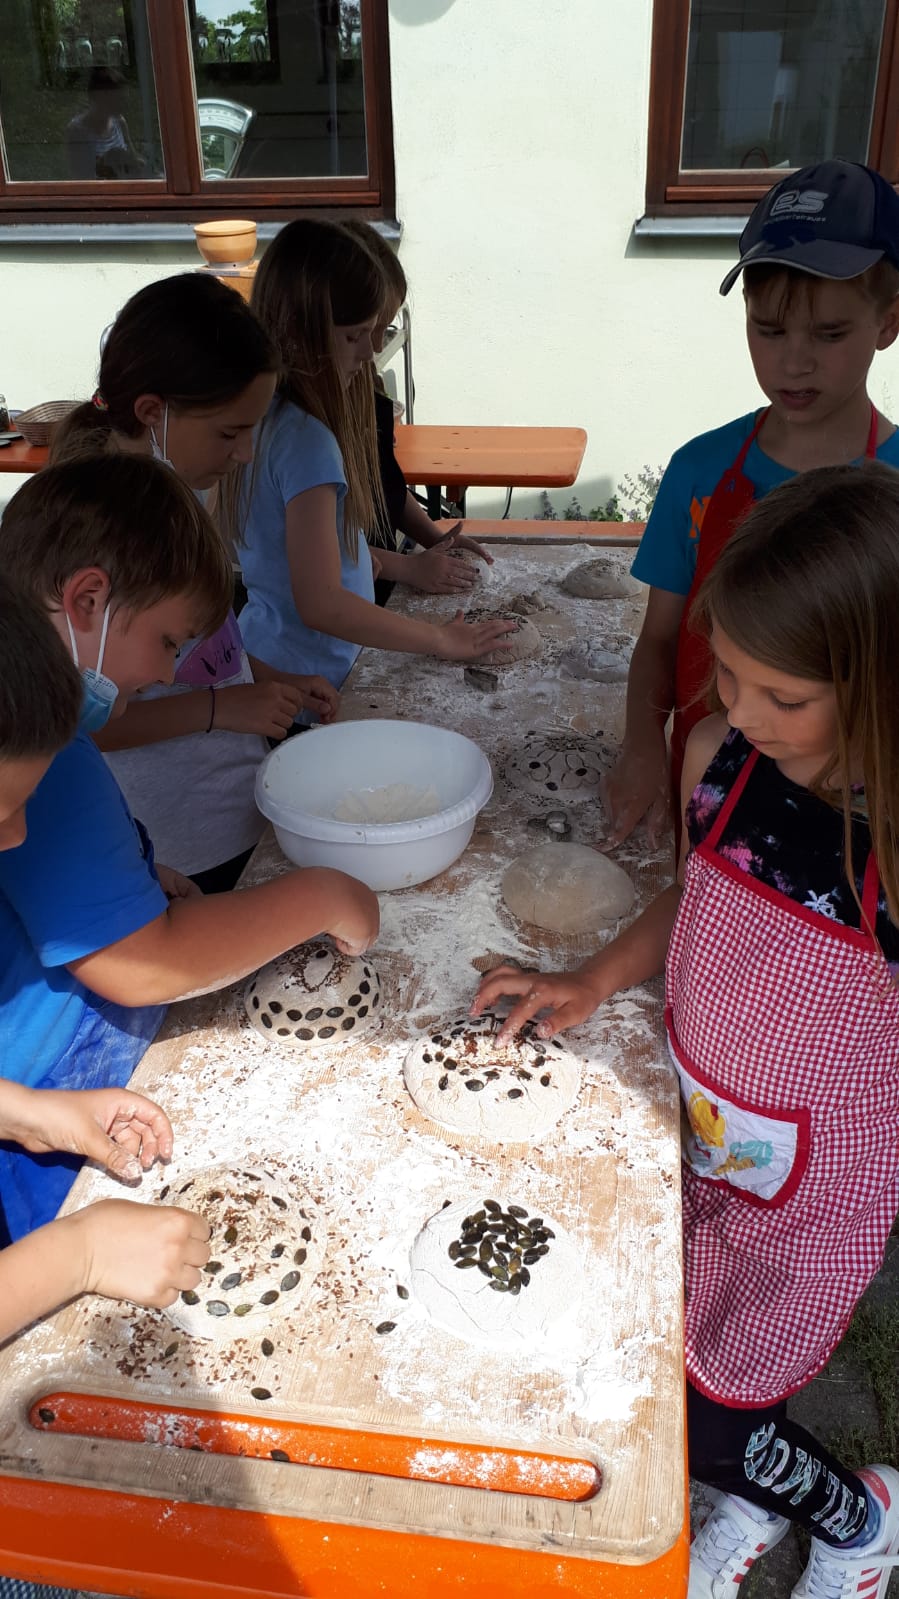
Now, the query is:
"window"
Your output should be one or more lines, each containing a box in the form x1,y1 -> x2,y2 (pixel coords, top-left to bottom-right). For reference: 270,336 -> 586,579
646,0 -> 899,214
0,0 -> 394,223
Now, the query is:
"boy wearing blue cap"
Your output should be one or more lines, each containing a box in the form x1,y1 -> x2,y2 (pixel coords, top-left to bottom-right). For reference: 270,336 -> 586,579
604,160 -> 899,844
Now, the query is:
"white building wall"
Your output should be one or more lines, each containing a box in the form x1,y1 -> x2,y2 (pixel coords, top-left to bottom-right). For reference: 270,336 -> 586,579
2,0 -> 899,516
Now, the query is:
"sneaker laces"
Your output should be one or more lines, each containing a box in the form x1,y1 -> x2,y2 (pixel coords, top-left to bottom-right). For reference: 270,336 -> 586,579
694,1502 -> 766,1576
801,1542 -> 899,1599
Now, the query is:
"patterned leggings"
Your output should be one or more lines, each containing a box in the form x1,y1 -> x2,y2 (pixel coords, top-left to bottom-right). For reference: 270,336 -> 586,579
688,1384 -> 870,1547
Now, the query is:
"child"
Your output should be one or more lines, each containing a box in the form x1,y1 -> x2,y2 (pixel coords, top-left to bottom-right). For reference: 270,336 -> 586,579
603,159 -> 899,846
0,456 -> 379,1242
52,273 -> 336,891
340,219 -> 493,604
236,217 -> 515,701
474,464 -> 899,1598
0,577 -> 209,1332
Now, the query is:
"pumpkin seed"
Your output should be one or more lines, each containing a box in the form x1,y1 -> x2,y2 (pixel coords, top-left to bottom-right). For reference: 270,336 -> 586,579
220,1271 -> 242,1291
465,1078 -> 485,1092
271,1244 -> 286,1259
523,1248 -> 541,1265
438,1075 -> 449,1091
234,1303 -> 253,1316
181,1289 -> 200,1305
251,1387 -> 272,1401
260,1290 -> 279,1305
163,1342 -> 179,1359
540,1075 -> 551,1087
270,1448 -> 290,1462
455,1257 -> 479,1269
478,1238 -> 493,1261
484,1200 -> 501,1214
376,1321 -> 396,1334
272,1196 -> 287,1211
293,1247 -> 307,1265
507,1088 -> 523,1099
261,1338 -> 274,1357
206,1300 -> 229,1317
280,1271 -> 301,1292
301,1226 -> 312,1242
508,1205 -> 528,1218
224,1226 -> 237,1245
519,1267 -> 531,1287
477,1261 -> 493,1277
448,1240 -> 462,1260
159,1184 -> 170,1201
204,1260 -> 222,1275
488,1279 -> 508,1293
397,1284 -> 410,1299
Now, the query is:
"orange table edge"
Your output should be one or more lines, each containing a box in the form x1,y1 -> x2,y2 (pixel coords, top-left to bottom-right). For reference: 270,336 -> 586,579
0,439 -> 48,473
0,1474 -> 689,1598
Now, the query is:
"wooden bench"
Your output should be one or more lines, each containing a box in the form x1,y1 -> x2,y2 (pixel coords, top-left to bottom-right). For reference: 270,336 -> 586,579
434,517 -> 644,546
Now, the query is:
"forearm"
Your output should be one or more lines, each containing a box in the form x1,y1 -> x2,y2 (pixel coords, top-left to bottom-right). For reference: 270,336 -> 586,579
622,633 -> 677,747
69,868 -> 367,1006
398,491 -> 442,548
369,546 -> 408,580
295,586 -> 439,656
0,1214 -> 86,1343
94,691 -> 214,751
577,883 -> 682,1004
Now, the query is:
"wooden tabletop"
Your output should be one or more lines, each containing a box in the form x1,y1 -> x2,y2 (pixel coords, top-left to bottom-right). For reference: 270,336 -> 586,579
0,540 -> 686,1599
394,425 -> 587,489
0,438 -> 48,473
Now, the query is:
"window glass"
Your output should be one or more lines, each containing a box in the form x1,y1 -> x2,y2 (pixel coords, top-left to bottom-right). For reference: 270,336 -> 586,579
189,0 -> 367,180
0,0 -> 164,181
681,0 -> 887,171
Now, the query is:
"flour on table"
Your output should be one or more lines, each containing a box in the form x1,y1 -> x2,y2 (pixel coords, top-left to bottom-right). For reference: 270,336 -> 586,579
560,558 -> 642,600
403,1011 -> 581,1142
245,940 -> 381,1048
410,1196 -> 581,1350
161,1163 -> 324,1341
334,783 -> 441,824
502,842 -> 635,935
504,730 -> 615,804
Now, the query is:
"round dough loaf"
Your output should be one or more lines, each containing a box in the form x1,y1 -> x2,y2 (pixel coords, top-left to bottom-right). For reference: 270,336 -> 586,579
559,636 -> 632,684
403,1011 -> 581,1141
245,941 -> 381,1048
410,1196 -> 580,1350
447,548 -> 482,582
561,559 -> 642,600
465,609 -> 542,667
504,731 -> 615,804
502,842 -> 635,934
161,1163 -> 324,1341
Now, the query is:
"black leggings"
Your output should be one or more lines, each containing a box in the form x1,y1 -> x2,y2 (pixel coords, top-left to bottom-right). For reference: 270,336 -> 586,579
688,1383 -> 870,1546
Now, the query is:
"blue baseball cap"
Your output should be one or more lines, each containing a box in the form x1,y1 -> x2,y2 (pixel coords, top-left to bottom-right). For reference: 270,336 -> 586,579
720,160 -> 899,295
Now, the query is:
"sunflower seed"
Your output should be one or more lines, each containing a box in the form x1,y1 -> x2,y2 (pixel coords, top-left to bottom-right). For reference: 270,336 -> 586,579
163,1341 -> 179,1358
159,1184 -> 170,1201
272,1196 -> 287,1211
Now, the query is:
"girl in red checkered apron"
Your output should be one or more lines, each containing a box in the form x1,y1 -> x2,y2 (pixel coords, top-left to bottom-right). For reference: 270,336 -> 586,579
473,464 -> 899,1599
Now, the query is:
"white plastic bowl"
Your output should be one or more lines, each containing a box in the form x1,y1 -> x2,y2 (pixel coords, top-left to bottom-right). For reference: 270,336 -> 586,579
255,719 -> 493,891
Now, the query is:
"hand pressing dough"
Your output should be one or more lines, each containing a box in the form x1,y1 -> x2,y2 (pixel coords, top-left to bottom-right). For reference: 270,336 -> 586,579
403,1011 -> 581,1141
245,940 -> 381,1048
161,1163 -> 323,1341
502,842 -> 635,934
561,558 -> 642,599
504,731 -> 615,804
410,1196 -> 580,1350
464,609 -> 543,667
447,548 -> 482,582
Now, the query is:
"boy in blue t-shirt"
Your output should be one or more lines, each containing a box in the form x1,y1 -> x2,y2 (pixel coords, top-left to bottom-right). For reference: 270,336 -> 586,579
604,160 -> 899,845
0,457 -> 379,1241
0,576 -> 210,1337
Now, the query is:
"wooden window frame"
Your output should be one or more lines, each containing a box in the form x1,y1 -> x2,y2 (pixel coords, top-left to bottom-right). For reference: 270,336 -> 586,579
645,0 -> 899,216
0,0 -> 395,225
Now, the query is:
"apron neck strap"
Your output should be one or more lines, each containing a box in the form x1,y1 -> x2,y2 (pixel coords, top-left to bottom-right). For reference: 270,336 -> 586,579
705,742 -> 760,851
866,403 -> 879,459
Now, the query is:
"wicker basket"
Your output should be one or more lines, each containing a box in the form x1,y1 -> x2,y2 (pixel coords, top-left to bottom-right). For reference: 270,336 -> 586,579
16,401 -> 79,448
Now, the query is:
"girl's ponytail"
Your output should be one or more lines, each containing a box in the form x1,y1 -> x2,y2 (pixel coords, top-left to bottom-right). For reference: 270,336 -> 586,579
50,398 -> 114,464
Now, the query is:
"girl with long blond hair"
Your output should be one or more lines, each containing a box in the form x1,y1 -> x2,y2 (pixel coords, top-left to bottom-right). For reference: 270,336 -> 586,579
237,218 -> 513,704
472,463 -> 899,1599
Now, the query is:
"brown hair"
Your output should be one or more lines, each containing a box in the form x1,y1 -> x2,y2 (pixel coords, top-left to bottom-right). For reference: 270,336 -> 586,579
340,219 -> 408,313
249,218 -> 385,559
51,273 -> 278,465
0,578 -> 81,759
0,455 -> 233,639
744,259 -> 899,317
691,460 -> 899,926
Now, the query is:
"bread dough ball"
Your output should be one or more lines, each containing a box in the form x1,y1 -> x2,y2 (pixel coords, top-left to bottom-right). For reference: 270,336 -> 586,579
504,732 -> 615,804
447,548 -> 482,582
465,609 -> 542,667
561,559 -> 642,600
245,940 -> 381,1048
403,1011 -> 581,1142
161,1164 -> 324,1341
502,842 -> 635,934
410,1197 -> 580,1350
559,636 -> 633,685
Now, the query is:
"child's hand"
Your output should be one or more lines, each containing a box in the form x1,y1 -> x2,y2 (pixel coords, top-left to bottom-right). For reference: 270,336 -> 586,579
156,864 -> 202,900
433,611 -> 518,662
300,674 -> 340,724
404,541 -> 478,595
325,875 -> 381,955
369,548 -> 383,581
67,1199 -> 210,1308
601,734 -> 671,847
214,681 -> 305,740
470,963 -> 601,1042
2,1085 -> 174,1184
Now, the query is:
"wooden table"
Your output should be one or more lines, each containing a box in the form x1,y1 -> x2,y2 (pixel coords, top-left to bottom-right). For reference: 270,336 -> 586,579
0,540 -> 686,1599
393,425 -> 588,518
0,438 -> 47,473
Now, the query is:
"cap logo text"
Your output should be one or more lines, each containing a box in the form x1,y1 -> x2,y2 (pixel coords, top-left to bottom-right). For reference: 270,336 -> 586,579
770,189 -> 829,218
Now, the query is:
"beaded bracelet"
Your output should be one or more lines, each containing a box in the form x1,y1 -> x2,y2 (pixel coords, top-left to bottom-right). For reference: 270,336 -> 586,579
206,686 -> 217,733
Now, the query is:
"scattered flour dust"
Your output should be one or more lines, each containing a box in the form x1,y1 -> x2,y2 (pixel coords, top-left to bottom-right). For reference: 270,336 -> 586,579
333,783 -> 441,824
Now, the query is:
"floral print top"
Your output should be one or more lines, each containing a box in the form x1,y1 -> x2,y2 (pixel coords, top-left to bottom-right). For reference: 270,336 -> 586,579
685,728 -> 899,970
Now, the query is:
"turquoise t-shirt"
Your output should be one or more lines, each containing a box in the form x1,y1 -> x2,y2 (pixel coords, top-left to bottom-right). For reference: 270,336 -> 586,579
239,397 -> 375,694
631,411 -> 899,596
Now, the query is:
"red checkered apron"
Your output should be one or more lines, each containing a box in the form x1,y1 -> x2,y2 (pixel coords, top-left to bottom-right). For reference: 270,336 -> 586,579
666,745 -> 899,1407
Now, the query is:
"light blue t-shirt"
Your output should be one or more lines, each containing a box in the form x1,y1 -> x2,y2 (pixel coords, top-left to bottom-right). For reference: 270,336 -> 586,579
632,411 -> 899,596
0,733 -> 167,1088
239,398 -> 375,693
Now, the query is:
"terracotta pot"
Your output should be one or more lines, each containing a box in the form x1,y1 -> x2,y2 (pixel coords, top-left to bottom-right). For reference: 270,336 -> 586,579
193,219 -> 257,265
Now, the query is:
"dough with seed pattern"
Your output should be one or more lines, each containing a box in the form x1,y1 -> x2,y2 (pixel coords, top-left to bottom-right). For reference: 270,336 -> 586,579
403,1011 -> 581,1142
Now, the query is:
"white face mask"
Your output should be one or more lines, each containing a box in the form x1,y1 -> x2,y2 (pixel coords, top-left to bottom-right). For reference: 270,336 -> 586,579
149,402 -> 174,470
66,604 -> 119,732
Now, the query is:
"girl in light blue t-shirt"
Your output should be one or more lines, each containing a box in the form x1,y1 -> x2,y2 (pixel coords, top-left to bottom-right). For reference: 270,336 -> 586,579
237,219 -> 515,695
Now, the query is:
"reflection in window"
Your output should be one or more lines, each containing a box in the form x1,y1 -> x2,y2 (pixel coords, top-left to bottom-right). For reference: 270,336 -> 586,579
189,0 -> 367,180
682,0 -> 887,172
0,0 -> 163,181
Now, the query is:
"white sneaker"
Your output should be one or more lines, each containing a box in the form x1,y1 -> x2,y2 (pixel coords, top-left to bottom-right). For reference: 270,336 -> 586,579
689,1488 -> 790,1597
792,1465 -> 899,1599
